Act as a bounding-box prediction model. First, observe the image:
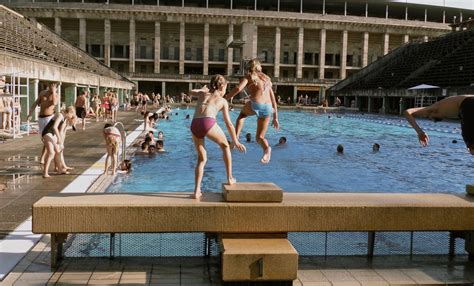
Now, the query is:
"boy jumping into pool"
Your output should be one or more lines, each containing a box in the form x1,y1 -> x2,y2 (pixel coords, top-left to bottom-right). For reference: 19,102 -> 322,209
225,59 -> 279,164
190,75 -> 246,200
404,95 -> 474,154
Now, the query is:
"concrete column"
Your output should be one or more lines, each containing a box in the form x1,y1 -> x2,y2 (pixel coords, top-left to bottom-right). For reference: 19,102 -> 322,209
319,86 -> 326,103
340,30 -> 348,79
162,82 -> 166,97
382,96 -> 387,114
188,82 -> 193,92
293,86 -> 298,104
154,21 -> 161,74
79,18 -> 86,51
403,34 -> 409,44
29,79 -> 39,121
179,22 -> 185,75
104,19 -> 111,67
362,31 -> 369,67
318,29 -> 326,80
274,27 -> 281,78
65,84 -> 77,109
129,18 -> 136,73
368,97 -> 372,113
54,17 -> 61,35
227,24 -> 234,76
383,33 -> 390,55
296,27 -> 304,79
57,83 -> 62,113
252,25 -> 258,58
203,23 -> 209,76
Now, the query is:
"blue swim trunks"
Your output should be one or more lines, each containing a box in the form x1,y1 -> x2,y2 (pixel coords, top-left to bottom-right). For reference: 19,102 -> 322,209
251,101 -> 272,118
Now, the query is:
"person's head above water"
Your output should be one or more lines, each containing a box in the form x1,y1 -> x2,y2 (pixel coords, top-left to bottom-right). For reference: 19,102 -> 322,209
460,97 -> 474,154
157,131 -> 164,139
209,74 -> 227,93
278,137 -> 287,145
372,143 -> 380,152
337,144 -> 344,154
245,133 -> 252,142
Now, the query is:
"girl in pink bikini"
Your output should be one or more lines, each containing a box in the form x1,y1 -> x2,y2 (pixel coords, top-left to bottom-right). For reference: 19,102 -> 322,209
190,75 -> 246,200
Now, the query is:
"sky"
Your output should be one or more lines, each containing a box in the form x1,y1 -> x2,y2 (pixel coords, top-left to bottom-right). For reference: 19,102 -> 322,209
393,0 -> 474,9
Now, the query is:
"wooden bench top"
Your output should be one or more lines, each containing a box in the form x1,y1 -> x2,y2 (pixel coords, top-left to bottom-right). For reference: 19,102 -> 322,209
33,192 -> 474,233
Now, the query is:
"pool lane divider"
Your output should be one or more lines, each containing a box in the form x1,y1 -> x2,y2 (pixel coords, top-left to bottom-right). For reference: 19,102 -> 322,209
0,121 -> 145,281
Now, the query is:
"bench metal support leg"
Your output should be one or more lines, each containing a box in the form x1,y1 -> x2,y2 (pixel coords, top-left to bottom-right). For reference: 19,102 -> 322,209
51,233 -> 68,269
367,232 -> 375,258
464,231 -> 474,261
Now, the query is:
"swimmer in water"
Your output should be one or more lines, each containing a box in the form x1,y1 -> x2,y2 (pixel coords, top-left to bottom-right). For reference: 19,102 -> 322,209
190,75 -> 246,200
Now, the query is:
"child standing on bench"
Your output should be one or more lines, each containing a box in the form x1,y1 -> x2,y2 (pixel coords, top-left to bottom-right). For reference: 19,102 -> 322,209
190,75 -> 246,200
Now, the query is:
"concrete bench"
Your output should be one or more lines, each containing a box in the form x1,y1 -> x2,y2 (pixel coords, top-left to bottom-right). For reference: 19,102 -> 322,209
33,192 -> 474,278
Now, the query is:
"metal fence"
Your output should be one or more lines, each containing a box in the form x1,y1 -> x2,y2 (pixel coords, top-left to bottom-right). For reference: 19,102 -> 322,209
64,231 -> 467,258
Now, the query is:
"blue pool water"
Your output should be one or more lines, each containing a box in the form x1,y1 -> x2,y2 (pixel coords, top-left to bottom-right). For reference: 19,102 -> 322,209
108,109 -> 471,194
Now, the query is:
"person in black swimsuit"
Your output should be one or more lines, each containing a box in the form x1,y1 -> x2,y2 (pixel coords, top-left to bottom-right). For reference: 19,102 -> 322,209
42,106 -> 76,178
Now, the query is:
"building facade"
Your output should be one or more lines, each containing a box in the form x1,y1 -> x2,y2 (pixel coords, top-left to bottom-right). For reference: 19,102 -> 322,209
3,0 -> 470,102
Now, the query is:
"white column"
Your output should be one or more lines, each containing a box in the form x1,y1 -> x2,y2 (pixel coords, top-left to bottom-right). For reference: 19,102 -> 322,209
203,23 -> 209,76
340,30 -> 348,79
104,19 -> 111,67
179,22 -> 185,75
403,34 -> 409,44
161,82 -> 166,97
296,27 -> 304,79
252,25 -> 258,58
154,21 -> 161,74
274,27 -> 281,78
57,82 -> 62,113
33,79 -> 39,120
129,18 -> 136,73
383,33 -> 390,55
362,31 -> 369,67
227,24 -> 234,76
79,18 -> 86,51
318,28 -> 326,80
54,17 -> 61,35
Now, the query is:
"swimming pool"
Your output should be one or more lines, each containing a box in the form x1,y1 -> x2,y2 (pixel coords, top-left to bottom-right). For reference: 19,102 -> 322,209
108,109 -> 470,195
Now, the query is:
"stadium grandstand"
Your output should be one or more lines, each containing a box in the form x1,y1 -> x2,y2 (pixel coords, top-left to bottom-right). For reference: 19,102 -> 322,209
2,0 -> 471,103
0,5 -> 134,135
329,19 -> 474,115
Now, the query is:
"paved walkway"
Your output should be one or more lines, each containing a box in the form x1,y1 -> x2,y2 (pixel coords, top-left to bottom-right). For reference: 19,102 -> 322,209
0,111 -> 143,236
2,233 -> 474,285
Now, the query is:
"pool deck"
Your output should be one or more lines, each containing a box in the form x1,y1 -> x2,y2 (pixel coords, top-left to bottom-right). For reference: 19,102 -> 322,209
2,107 -> 474,285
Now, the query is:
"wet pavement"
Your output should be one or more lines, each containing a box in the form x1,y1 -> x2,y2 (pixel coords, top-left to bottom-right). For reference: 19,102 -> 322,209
0,111 -> 143,235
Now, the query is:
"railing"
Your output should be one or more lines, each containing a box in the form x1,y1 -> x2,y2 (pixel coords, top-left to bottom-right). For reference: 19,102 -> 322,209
124,72 -> 339,85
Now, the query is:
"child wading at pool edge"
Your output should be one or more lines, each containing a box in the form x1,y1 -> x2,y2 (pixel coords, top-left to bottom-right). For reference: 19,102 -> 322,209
190,75 -> 246,200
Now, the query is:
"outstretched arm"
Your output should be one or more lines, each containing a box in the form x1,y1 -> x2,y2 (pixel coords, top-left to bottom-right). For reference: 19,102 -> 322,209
404,106 -> 437,147
189,85 -> 209,98
225,77 -> 248,100
222,100 -> 246,153
269,87 -> 279,130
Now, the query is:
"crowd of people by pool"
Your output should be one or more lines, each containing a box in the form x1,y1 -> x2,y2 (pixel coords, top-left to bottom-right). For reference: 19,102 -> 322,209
23,58 -> 474,201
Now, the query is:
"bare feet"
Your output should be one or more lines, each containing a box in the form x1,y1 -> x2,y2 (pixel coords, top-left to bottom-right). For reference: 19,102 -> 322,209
43,174 -> 51,178
261,147 -> 272,164
193,191 -> 202,200
64,166 -> 74,171
227,177 -> 236,185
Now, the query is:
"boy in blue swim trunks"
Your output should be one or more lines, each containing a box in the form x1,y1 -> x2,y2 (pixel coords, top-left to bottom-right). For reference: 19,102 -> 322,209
225,59 -> 279,164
